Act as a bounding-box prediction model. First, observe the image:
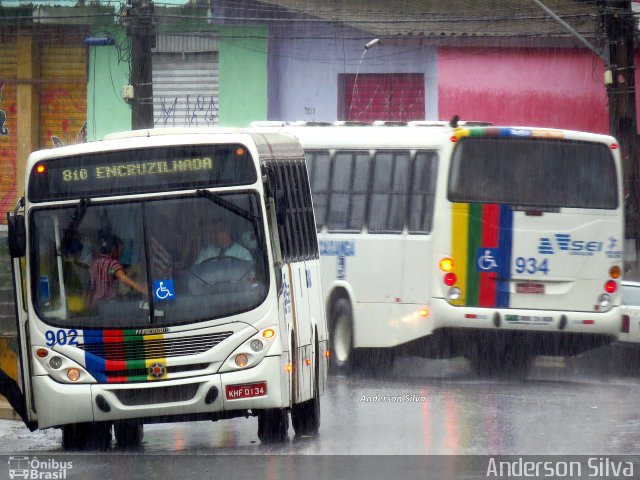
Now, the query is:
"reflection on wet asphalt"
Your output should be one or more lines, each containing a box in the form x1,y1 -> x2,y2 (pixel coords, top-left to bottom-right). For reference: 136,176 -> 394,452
2,348 -> 640,455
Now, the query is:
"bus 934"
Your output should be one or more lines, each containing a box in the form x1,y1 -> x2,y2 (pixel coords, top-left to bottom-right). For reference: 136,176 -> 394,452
254,121 -> 624,377
5,128 -> 328,449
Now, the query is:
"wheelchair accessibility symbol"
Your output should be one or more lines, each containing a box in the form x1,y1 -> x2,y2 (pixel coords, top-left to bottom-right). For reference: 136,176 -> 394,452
153,280 -> 175,301
476,248 -> 500,272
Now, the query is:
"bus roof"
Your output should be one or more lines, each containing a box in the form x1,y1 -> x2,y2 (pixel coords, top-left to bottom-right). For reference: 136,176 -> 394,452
26,128 -> 303,169
248,121 -> 619,150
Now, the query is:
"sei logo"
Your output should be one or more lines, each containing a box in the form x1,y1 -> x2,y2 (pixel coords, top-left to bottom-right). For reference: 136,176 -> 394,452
538,234 -> 604,256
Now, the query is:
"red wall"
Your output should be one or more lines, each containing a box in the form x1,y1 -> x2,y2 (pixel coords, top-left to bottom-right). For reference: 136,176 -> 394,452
438,47 -> 610,133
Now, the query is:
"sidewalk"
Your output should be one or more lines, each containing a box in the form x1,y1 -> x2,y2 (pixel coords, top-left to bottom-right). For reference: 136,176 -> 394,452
0,395 -> 19,421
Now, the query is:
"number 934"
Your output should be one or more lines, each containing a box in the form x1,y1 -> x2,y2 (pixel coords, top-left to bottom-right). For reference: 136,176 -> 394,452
514,257 -> 549,275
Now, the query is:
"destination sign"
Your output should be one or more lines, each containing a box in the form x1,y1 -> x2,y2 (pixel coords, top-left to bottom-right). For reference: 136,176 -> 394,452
28,144 -> 257,202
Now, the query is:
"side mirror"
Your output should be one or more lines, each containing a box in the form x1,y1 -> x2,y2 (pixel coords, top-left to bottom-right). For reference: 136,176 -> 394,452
7,213 -> 26,258
261,165 -> 287,227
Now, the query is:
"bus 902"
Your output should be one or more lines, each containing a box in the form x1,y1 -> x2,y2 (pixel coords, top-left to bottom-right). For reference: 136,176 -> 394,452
6,128 -> 328,449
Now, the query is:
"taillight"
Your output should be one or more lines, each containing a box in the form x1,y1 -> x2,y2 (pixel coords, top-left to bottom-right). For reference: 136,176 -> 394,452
440,258 -> 454,272
444,272 -> 457,286
605,280 -> 617,293
610,266 -> 621,279
622,315 -> 630,333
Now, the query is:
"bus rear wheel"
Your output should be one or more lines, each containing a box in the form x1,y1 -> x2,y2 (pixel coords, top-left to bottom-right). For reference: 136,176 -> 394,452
330,298 -> 355,371
257,408 -> 289,443
62,422 -> 112,451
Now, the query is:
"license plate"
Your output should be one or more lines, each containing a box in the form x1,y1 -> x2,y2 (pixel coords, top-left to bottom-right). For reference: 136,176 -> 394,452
505,314 -> 553,325
225,382 -> 267,400
516,283 -> 545,294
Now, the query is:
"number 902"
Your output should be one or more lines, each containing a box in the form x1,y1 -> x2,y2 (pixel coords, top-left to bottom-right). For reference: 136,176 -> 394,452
44,329 -> 78,347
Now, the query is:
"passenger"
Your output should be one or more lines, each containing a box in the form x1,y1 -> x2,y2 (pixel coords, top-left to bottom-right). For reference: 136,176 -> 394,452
194,219 -> 252,264
89,233 -> 146,305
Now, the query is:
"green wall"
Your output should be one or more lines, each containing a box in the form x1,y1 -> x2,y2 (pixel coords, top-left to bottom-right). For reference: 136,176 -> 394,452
87,25 -> 268,136
86,27 -> 131,141
218,25 -> 268,127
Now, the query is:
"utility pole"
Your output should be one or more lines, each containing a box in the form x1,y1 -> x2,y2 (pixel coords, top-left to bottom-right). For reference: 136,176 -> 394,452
127,0 -> 155,129
535,0 -> 639,244
601,1 -> 639,242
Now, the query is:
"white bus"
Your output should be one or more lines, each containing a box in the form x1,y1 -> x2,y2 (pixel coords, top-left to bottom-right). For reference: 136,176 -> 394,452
255,121 -> 624,376
5,128 -> 328,449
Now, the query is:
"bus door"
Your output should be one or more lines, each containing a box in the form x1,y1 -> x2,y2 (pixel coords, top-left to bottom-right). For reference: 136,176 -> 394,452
401,150 -> 438,306
287,263 -> 313,403
6,206 -> 37,429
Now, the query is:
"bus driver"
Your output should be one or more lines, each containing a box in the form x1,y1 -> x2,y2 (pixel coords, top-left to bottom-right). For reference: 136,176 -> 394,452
194,219 -> 252,264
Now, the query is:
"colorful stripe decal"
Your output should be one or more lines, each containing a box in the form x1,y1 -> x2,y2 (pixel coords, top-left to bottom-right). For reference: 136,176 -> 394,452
82,329 -> 167,383
465,203 -> 482,306
451,203 -> 513,308
451,203 -> 469,306
496,205 -> 514,308
478,204 -> 499,307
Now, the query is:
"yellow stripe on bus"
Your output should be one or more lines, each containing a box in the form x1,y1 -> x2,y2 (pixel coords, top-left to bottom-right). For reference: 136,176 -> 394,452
451,203 -> 469,306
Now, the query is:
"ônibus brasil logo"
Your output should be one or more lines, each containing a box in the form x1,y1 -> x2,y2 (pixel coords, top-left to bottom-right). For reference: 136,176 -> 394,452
8,456 -> 73,479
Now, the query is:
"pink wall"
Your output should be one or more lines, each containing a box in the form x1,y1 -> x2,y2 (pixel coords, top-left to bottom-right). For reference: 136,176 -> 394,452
438,47 -> 610,133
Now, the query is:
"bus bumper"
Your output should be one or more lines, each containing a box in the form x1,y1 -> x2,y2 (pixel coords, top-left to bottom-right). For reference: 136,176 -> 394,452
430,298 -> 622,336
32,355 -> 289,429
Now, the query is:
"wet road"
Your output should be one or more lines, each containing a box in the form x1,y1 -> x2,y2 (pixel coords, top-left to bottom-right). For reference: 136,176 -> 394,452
1,349 -> 639,457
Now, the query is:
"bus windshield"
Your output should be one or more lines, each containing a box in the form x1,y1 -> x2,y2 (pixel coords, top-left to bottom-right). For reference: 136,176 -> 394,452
448,138 -> 618,209
30,191 -> 269,328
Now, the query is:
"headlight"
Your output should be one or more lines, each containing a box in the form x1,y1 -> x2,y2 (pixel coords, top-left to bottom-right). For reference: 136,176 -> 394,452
219,326 -> 278,373
49,356 -> 63,369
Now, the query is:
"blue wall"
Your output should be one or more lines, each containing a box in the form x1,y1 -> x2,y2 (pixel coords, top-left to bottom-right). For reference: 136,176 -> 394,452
268,24 -> 438,122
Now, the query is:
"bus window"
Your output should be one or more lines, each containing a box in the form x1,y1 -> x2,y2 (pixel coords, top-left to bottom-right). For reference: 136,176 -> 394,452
306,151 -> 330,229
368,151 -> 410,232
408,151 -> 438,233
448,138 -> 618,209
327,152 -> 369,232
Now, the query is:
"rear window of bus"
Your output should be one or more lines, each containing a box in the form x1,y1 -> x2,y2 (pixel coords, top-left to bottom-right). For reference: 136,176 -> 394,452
447,138 -> 618,209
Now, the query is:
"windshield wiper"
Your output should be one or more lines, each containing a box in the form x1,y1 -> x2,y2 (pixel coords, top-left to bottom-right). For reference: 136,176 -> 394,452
196,189 -> 259,222
62,197 -> 90,252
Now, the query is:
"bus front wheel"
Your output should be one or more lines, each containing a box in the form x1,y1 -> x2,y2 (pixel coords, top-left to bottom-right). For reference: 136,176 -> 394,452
114,420 -> 144,449
291,336 -> 321,436
331,298 -> 355,371
62,422 -> 112,451
257,408 -> 289,443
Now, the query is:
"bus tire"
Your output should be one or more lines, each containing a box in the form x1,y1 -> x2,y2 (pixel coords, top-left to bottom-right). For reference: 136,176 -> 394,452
114,420 -> 144,449
291,336 -> 321,436
330,298 -> 355,372
467,343 -> 532,379
257,408 -> 289,443
62,422 -> 112,451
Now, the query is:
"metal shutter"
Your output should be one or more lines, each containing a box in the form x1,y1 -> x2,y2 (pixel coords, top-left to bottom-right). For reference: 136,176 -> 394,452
152,36 -> 219,128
